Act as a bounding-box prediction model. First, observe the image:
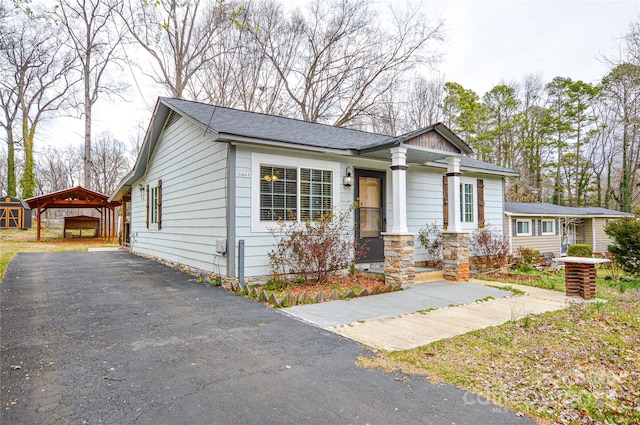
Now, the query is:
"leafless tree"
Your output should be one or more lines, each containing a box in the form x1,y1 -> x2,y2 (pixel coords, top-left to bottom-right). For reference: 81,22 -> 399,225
55,0 -> 127,190
195,0 -> 290,115
36,144 -> 82,194
0,8 -> 76,198
249,0 -> 444,126
90,131 -> 131,195
403,76 -> 446,130
120,0 -> 231,99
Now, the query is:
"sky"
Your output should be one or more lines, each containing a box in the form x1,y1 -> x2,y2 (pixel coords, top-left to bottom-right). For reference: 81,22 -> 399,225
42,0 -> 640,149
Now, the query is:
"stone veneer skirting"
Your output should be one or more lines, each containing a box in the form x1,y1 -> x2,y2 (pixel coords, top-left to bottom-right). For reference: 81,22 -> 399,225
383,233 -> 415,287
442,231 -> 470,281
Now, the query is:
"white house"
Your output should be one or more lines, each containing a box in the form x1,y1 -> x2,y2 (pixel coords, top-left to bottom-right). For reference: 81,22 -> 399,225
110,97 -> 518,285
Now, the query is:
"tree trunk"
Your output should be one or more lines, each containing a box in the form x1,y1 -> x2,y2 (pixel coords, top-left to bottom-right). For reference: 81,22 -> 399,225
6,131 -> 16,197
84,50 -> 91,190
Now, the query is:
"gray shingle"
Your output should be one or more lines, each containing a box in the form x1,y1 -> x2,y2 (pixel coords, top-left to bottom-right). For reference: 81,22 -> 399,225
505,202 -> 628,216
161,97 -> 517,176
162,97 -> 390,150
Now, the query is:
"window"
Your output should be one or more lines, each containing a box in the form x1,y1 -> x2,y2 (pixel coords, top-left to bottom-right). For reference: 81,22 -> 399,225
150,186 -> 160,224
541,219 -> 555,235
146,179 -> 162,229
516,219 -> 532,236
259,165 -> 333,221
252,153 -> 339,232
260,166 -> 297,220
459,182 -> 475,223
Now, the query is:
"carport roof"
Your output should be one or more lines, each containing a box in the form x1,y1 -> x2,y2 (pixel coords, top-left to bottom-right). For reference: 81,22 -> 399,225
25,186 -> 119,209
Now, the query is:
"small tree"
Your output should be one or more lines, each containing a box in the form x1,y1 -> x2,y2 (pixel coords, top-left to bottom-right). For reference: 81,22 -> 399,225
268,208 -> 365,286
417,223 -> 443,268
605,217 -> 640,277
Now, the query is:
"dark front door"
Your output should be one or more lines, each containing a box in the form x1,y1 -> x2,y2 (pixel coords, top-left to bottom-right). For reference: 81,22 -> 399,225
355,169 -> 385,262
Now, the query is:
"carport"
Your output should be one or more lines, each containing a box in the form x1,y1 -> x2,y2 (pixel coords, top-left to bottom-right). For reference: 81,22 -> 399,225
25,186 -> 121,242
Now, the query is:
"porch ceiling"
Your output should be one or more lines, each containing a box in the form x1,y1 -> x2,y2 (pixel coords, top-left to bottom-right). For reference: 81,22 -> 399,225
359,143 -> 458,164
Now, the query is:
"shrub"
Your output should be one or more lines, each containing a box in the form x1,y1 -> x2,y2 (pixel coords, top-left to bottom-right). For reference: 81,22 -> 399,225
605,216 -> 640,277
267,207 -> 366,286
567,244 -> 592,258
470,226 -> 510,272
517,247 -> 541,266
417,223 -> 443,268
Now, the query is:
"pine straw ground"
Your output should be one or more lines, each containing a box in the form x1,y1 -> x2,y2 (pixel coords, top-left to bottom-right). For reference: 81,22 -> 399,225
358,275 -> 640,425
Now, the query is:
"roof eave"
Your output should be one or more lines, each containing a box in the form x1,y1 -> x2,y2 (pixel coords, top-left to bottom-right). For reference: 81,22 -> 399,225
221,133 -> 359,156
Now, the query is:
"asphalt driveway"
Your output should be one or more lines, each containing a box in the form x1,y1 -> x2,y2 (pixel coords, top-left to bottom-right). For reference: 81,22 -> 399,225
1,251 -> 534,425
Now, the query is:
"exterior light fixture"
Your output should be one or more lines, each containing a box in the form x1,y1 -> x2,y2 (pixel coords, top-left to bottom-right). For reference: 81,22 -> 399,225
343,166 -> 353,186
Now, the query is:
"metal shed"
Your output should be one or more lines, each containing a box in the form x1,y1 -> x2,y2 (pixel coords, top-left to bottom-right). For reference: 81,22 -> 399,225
0,196 -> 32,230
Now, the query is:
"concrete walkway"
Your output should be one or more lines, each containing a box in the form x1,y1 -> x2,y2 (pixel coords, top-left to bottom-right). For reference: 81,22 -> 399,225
284,280 -> 582,351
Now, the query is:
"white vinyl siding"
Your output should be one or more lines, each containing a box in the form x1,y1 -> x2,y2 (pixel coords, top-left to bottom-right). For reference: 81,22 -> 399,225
130,114 -> 228,275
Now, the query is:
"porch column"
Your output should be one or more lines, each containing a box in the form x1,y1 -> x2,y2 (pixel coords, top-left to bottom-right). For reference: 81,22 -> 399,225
383,146 -> 414,288
390,147 -> 408,233
446,156 -> 462,232
443,156 -> 470,281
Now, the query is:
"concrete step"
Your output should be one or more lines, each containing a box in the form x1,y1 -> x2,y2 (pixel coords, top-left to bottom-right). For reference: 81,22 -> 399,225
415,268 -> 443,282
356,263 -> 443,283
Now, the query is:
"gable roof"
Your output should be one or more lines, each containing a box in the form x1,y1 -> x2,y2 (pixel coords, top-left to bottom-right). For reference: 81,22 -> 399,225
110,97 -> 516,200
163,97 -> 390,150
505,202 -> 630,217
26,186 -> 115,209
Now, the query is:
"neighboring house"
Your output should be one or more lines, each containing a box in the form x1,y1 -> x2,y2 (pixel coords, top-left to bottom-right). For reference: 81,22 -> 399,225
109,97 -> 517,284
505,202 -> 630,256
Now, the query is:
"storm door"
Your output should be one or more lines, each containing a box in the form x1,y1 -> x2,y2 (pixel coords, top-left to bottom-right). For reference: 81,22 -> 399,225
355,169 -> 385,262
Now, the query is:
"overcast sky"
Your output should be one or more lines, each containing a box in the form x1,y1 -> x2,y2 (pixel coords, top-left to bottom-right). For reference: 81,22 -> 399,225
43,0 -> 640,149
423,0 -> 639,94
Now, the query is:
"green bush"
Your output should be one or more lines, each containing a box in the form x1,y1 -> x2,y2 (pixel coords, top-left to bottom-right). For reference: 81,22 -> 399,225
567,244 -> 592,257
605,216 -> 640,277
518,247 -> 541,266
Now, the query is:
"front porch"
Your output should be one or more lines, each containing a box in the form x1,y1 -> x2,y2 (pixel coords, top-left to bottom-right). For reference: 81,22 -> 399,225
362,139 -> 474,286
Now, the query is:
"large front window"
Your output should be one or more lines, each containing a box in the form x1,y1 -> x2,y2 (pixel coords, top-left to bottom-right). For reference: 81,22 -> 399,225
260,165 -> 333,221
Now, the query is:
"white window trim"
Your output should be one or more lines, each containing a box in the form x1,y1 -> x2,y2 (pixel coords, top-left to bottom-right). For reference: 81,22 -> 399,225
540,219 -> 555,236
459,177 -> 477,230
251,153 -> 340,233
516,219 -> 532,236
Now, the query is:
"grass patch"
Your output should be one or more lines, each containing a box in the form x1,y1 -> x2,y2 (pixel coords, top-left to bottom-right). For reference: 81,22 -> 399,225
1,228 -> 118,280
359,271 -> 640,424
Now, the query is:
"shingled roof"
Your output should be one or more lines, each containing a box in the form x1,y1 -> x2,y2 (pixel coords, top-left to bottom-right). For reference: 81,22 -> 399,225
505,202 -> 629,217
162,97 -> 390,150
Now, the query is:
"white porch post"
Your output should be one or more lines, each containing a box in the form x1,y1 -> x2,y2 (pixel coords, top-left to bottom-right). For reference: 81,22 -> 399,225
390,146 -> 408,234
383,146 -> 414,288
447,156 -> 462,232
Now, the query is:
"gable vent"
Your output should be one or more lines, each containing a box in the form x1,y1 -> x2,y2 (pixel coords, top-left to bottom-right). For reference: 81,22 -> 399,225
166,110 -> 181,129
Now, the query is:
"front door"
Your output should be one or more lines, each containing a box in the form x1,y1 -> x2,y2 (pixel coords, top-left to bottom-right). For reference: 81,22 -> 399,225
355,169 -> 385,262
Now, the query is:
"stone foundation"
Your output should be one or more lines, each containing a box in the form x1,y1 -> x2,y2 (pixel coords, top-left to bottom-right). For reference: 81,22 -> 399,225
565,262 -> 597,300
442,231 -> 470,281
383,233 -> 415,287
